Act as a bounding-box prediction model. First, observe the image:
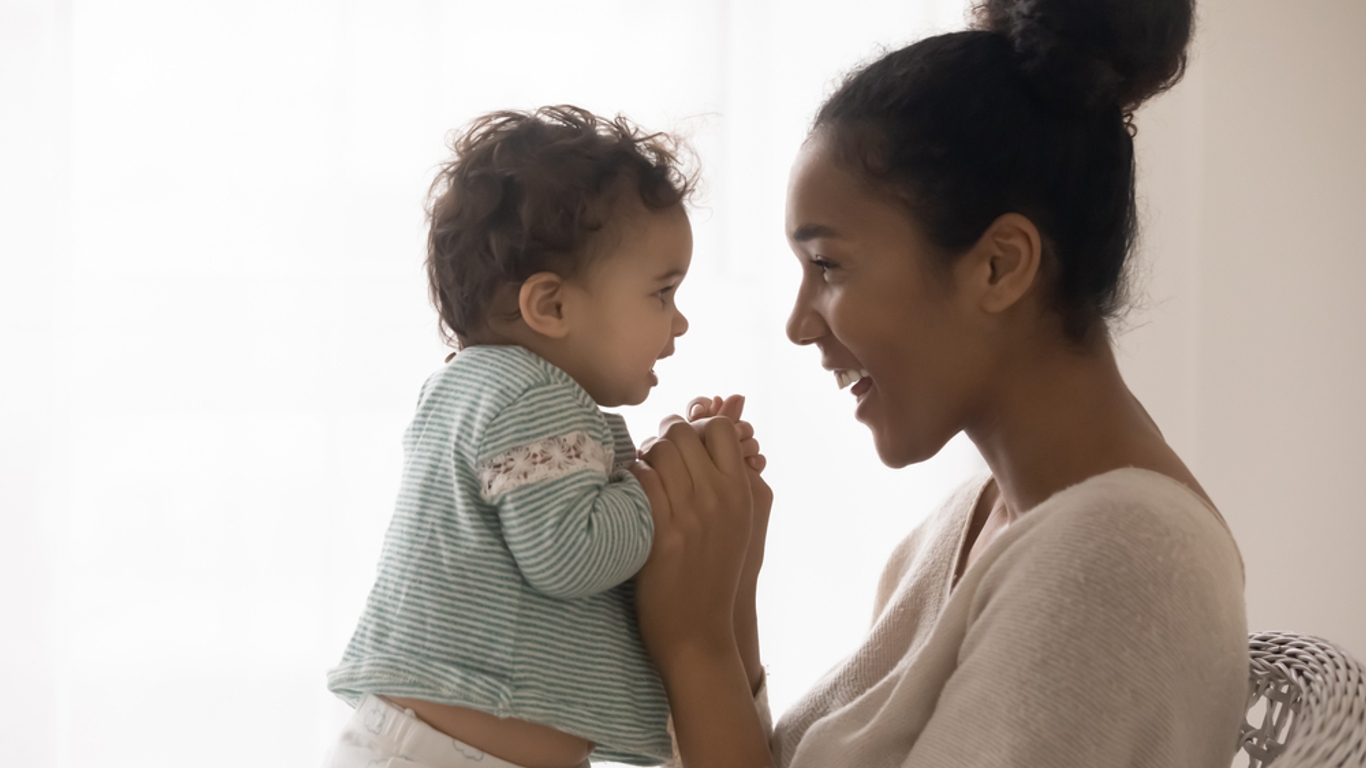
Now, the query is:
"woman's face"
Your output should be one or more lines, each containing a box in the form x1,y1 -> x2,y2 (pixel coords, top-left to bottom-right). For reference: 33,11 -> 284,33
784,132 -> 991,467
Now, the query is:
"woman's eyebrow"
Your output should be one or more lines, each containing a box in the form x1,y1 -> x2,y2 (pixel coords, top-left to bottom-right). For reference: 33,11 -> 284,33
791,223 -> 840,242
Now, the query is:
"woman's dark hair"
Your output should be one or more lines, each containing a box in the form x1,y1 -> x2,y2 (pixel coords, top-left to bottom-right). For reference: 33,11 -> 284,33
815,0 -> 1194,341
426,105 -> 695,344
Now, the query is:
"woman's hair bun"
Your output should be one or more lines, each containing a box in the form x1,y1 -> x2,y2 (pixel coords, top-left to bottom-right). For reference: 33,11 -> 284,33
974,0 -> 1194,112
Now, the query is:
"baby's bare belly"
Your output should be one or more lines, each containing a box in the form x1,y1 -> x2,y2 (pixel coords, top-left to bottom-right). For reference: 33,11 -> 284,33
384,697 -> 593,768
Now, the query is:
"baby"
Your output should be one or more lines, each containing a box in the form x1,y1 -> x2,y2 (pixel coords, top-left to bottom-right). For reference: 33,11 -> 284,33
325,105 -> 744,768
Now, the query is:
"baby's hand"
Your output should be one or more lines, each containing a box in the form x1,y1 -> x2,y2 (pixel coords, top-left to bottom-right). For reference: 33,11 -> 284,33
684,395 -> 765,473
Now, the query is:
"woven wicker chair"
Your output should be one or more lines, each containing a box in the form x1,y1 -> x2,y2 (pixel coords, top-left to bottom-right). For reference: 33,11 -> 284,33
1239,631 -> 1366,767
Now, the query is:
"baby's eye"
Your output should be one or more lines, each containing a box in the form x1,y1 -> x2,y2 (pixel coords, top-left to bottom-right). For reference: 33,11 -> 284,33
656,285 -> 677,306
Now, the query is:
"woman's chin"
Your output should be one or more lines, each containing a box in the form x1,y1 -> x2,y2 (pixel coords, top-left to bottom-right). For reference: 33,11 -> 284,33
870,426 -> 949,469
869,433 -> 914,468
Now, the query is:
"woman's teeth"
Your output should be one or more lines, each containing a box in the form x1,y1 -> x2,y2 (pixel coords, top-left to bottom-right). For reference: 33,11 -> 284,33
835,369 -> 871,390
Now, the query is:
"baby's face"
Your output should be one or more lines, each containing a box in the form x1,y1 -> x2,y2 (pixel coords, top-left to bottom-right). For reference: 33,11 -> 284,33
558,202 -> 692,407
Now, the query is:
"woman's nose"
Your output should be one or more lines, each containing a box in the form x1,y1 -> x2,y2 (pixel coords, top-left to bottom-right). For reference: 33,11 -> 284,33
786,291 -> 824,346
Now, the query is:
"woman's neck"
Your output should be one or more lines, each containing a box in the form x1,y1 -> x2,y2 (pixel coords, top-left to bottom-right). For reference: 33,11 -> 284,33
964,336 -> 1190,518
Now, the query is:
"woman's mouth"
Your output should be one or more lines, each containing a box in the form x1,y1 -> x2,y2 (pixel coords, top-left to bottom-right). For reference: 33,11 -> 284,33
834,368 -> 872,394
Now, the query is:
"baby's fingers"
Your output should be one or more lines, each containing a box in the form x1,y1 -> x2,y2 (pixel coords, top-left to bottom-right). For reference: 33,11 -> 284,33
716,394 -> 745,422
746,453 -> 767,473
686,395 -> 724,421
699,416 -> 747,478
734,419 -> 755,443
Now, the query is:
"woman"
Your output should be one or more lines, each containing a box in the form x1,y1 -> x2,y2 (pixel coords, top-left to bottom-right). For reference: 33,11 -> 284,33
629,0 -> 1249,765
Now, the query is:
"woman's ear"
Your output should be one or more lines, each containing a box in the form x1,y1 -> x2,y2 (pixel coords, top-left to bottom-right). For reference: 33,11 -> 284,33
969,212 -> 1043,314
518,272 -> 571,339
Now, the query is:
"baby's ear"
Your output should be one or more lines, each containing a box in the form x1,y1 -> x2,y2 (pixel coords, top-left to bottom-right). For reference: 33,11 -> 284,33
518,272 -> 570,339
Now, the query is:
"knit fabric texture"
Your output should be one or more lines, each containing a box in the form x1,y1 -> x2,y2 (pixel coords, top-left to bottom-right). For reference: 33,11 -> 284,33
328,344 -> 669,765
772,468 -> 1249,768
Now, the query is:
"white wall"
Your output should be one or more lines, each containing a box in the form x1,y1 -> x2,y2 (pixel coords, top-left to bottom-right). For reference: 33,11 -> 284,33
4,1 -> 1363,766
1121,0 -> 1366,659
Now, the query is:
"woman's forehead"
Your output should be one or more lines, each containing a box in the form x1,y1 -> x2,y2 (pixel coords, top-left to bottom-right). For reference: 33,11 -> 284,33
787,144 -> 899,243
787,140 -> 855,231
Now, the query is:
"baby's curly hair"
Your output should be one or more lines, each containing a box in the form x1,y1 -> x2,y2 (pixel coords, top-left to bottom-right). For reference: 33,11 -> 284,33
426,105 -> 696,345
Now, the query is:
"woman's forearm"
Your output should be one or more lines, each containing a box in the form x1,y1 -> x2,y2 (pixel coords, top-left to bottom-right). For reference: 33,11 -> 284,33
657,636 -> 773,768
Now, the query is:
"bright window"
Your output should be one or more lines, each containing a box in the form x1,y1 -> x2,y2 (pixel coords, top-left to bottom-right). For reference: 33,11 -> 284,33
3,2 -> 981,765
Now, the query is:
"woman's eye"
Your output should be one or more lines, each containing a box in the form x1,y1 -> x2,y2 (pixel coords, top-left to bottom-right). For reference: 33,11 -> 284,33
811,256 -> 836,274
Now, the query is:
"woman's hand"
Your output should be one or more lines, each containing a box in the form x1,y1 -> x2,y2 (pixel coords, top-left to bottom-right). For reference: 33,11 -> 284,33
687,395 -> 767,474
680,395 -> 772,693
628,414 -> 772,767
684,395 -> 772,584
630,415 -> 753,656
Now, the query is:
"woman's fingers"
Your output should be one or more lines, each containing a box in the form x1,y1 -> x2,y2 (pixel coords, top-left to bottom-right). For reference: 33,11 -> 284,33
655,419 -> 752,526
658,420 -> 719,498
682,413 -> 753,450
642,434 -> 696,512
675,396 -> 756,457
699,416 -> 746,478
659,410 -> 689,434
628,459 -> 671,527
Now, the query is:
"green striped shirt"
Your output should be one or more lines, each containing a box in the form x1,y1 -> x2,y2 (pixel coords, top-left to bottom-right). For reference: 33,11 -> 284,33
328,345 -> 669,764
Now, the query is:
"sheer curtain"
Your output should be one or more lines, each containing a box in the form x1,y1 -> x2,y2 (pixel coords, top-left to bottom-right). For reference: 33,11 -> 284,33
2,1 -> 980,765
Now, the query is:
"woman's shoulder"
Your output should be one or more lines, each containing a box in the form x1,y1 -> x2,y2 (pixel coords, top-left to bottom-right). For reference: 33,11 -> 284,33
1002,467 -> 1245,589
1037,467 -> 1235,543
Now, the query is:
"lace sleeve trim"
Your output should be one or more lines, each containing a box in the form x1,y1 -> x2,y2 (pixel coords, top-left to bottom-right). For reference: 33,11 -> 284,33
477,431 -> 615,502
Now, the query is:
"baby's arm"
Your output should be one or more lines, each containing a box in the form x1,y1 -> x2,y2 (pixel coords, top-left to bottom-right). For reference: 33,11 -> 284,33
477,384 -> 653,600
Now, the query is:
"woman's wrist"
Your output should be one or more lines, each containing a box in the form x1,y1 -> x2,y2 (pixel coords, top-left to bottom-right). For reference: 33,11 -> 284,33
655,634 -> 773,768
733,578 -> 764,694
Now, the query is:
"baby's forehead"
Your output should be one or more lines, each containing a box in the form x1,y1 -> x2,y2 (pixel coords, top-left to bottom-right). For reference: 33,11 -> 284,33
590,189 -> 689,241
580,201 -> 692,276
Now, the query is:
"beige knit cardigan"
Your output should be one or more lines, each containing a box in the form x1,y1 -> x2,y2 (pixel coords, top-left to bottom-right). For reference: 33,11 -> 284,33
770,468 -> 1248,767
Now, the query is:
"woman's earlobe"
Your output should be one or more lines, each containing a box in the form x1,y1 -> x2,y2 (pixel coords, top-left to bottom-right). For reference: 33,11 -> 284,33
518,272 -> 571,339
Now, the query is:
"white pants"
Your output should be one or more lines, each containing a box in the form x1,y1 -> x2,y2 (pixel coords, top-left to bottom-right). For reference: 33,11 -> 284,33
323,695 -> 536,768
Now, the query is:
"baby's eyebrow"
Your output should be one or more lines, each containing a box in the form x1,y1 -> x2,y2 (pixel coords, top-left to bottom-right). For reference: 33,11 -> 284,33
791,223 -> 840,243
654,268 -> 687,282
